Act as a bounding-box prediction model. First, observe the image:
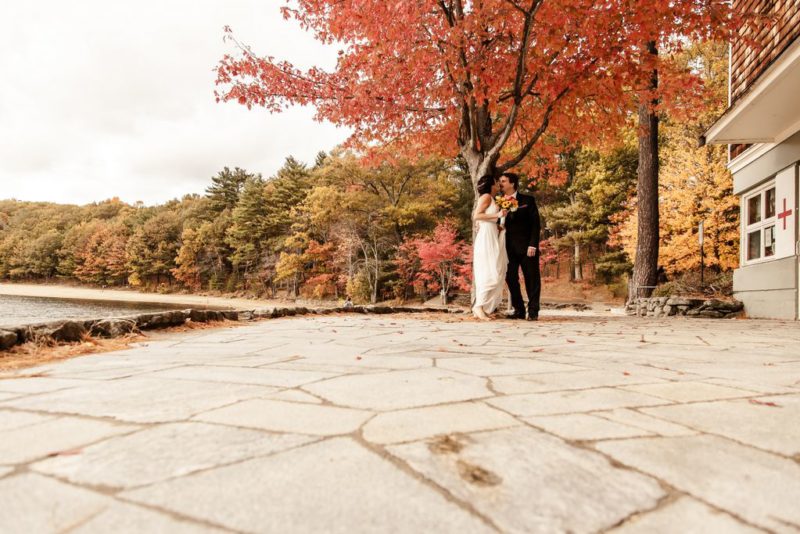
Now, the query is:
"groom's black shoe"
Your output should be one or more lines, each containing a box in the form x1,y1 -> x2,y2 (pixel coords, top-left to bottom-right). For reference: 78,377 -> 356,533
527,310 -> 539,321
504,310 -> 525,320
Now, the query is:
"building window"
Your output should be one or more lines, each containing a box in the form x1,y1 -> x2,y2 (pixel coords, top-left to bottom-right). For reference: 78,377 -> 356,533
744,183 -> 776,264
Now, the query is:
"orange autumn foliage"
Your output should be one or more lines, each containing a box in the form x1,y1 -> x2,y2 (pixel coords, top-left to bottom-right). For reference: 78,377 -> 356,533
215,1 -> 742,183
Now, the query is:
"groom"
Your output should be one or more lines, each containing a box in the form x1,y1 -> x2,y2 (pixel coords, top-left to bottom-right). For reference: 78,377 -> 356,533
498,172 -> 541,321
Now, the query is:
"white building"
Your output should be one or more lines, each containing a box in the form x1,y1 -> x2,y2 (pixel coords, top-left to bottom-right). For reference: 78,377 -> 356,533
704,2 -> 800,319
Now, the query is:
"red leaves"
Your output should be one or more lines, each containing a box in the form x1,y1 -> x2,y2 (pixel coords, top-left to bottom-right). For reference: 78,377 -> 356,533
401,220 -> 472,296
216,1 -> 740,182
749,399 -> 781,408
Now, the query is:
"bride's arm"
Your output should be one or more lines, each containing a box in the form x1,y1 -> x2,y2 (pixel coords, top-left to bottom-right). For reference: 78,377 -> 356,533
473,194 -> 497,221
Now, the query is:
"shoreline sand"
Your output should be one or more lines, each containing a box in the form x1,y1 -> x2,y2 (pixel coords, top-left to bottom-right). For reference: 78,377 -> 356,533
0,283 -> 311,310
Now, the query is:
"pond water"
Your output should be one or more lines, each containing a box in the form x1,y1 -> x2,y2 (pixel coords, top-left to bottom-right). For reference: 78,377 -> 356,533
0,294 -> 190,328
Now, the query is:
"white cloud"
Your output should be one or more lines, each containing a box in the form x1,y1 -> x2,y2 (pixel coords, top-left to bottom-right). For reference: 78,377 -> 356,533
0,0 -> 349,205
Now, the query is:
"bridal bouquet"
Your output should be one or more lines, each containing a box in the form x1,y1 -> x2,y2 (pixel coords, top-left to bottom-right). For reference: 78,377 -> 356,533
495,195 -> 518,226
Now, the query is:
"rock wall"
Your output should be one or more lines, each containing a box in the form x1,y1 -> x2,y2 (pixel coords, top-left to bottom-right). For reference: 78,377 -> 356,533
625,297 -> 744,319
0,305 -> 464,351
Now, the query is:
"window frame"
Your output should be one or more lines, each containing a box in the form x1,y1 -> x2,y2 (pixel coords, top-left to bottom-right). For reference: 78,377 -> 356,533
743,180 -> 777,265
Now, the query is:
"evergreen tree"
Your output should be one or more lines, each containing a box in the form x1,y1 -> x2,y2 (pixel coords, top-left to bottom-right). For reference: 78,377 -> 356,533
205,167 -> 256,214
226,176 -> 270,282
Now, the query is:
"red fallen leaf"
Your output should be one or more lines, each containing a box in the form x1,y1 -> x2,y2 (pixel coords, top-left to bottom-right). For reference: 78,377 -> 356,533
566,340 -> 575,344
623,371 -> 631,376
749,399 -> 781,407
531,348 -> 544,353
356,356 -> 363,360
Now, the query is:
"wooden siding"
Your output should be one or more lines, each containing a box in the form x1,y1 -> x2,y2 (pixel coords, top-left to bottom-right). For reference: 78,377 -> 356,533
731,0 -> 800,103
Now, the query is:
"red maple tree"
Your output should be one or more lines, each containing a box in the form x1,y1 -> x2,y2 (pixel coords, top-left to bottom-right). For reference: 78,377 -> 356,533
216,1 -> 739,188
405,221 -> 471,305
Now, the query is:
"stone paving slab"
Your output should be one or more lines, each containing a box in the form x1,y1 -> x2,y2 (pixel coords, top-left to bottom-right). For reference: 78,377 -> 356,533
620,381 -> 757,403
0,473 -> 217,533
524,413 -> 654,440
195,398 -> 373,436
0,392 -> 19,402
592,408 -> 698,437
1,416 -> 137,465
641,394 -> 800,456
608,496 -> 763,533
487,387 -> 668,416
362,401 -> 520,444
388,427 -> 664,533
0,377 -> 94,394
32,422 -> 316,489
123,437 -> 492,533
4,377 -> 267,423
1,314 -> 799,532
597,434 -> 800,532
146,364 -> 337,388
304,367 -> 493,410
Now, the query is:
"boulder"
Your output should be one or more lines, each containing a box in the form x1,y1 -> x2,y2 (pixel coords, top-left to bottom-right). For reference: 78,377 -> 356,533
137,311 -> 187,330
0,330 -> 18,350
37,320 -> 87,342
703,299 -> 744,313
221,310 -> 239,321
205,310 -> 225,321
90,319 -> 137,338
189,309 -> 208,322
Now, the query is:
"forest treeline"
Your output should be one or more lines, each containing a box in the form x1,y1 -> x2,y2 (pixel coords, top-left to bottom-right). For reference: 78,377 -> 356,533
0,126 -> 737,303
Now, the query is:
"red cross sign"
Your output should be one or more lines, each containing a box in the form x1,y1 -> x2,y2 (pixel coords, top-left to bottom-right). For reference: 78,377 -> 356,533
778,198 -> 793,230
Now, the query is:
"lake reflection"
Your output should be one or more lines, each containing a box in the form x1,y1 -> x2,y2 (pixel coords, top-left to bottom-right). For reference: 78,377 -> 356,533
0,295 -> 190,327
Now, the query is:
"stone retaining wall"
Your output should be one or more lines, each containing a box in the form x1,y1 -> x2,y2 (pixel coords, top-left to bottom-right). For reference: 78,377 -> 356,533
0,305 -> 464,351
625,297 -> 744,318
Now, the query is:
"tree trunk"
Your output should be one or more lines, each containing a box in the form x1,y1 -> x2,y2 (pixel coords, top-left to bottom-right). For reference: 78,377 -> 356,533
371,245 -> 379,304
630,41 -> 660,301
573,241 -> 582,281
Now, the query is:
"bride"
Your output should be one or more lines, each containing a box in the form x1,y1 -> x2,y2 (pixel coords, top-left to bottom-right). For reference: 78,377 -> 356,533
472,174 -> 508,320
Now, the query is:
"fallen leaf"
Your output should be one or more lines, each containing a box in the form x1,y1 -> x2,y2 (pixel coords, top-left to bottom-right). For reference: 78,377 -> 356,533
566,339 -> 575,344
356,356 -> 362,360
749,399 -> 781,408
623,371 -> 631,376
48,448 -> 82,457
531,348 -> 544,353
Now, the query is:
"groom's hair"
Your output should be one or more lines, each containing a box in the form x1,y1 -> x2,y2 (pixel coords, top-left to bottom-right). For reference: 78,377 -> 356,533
502,172 -> 520,191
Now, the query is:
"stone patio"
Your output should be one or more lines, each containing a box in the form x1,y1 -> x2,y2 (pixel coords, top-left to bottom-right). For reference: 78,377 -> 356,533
0,314 -> 798,533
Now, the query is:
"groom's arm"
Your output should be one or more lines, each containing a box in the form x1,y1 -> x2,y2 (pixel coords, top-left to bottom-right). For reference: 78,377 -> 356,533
528,195 -> 541,251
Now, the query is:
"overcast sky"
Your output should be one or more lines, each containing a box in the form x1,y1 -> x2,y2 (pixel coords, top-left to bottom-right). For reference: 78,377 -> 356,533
0,1 -> 349,206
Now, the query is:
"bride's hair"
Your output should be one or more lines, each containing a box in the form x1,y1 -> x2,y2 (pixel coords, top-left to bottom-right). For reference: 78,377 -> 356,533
476,174 -> 496,196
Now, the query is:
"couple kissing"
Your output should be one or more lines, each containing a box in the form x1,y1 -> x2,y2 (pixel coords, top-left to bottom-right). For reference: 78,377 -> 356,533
472,172 -> 541,321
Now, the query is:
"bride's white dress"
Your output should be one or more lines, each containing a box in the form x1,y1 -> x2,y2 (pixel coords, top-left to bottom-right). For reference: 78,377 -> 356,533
473,199 -> 508,313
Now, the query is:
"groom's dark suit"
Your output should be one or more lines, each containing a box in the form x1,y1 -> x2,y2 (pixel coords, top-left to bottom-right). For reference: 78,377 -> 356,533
503,191 -> 541,319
